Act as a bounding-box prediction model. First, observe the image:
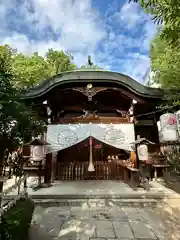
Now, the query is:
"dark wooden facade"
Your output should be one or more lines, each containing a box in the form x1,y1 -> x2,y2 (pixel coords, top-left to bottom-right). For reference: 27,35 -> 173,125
20,69 -> 164,181
56,137 -> 128,180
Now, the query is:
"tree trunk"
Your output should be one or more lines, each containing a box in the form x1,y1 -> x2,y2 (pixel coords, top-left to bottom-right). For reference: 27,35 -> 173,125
0,180 -> 3,205
0,160 -> 4,205
0,149 -> 6,205
17,177 -> 21,195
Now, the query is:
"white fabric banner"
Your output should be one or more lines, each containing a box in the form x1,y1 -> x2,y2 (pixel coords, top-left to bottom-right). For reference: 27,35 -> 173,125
46,124 -> 135,153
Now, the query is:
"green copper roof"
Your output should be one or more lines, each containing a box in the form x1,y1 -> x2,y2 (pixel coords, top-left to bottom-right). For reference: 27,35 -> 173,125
19,69 -> 164,99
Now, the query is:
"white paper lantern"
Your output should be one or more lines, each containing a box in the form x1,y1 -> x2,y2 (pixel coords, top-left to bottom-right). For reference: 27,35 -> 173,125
159,129 -> 178,142
157,121 -> 161,132
30,146 -> 45,160
160,113 -> 177,130
137,144 -> 148,161
175,110 -> 180,137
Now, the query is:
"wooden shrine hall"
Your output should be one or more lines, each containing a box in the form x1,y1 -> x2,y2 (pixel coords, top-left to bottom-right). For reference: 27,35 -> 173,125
20,66 -> 164,182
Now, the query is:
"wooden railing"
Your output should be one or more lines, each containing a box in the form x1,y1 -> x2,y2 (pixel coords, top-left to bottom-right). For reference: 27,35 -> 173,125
56,161 -> 124,180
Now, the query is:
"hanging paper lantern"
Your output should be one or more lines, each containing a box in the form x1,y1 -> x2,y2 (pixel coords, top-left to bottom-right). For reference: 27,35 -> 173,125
137,144 -> 148,161
159,113 -> 178,142
30,146 -> 45,160
160,113 -> 177,130
175,110 -> 180,138
157,121 -> 161,132
159,130 -> 178,142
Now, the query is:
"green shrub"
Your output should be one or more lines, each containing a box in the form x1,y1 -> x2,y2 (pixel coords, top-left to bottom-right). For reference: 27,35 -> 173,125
0,197 -> 35,240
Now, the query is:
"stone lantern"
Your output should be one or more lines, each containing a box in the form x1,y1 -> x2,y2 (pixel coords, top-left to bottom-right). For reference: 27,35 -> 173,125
131,137 -> 155,167
25,138 -> 50,187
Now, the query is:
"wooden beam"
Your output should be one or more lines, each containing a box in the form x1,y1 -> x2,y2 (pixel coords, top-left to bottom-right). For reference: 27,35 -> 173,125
53,116 -> 130,124
135,120 -> 154,126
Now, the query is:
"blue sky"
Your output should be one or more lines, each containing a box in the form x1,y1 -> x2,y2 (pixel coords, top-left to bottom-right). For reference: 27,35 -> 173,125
0,0 -> 157,83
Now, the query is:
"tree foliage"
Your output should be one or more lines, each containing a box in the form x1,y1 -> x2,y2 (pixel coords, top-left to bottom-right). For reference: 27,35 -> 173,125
0,45 -> 46,176
149,33 -> 180,101
0,44 -> 77,196
0,44 -> 77,154
12,53 -> 48,88
129,0 -> 180,46
46,49 -> 76,75
0,45 -> 76,89
0,45 -> 47,199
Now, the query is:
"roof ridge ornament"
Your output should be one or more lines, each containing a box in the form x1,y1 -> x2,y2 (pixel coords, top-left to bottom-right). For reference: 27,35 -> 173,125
88,55 -> 93,67
78,55 -> 103,70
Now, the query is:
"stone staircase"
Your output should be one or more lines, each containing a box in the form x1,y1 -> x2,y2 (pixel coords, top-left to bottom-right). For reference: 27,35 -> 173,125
2,179 -> 180,208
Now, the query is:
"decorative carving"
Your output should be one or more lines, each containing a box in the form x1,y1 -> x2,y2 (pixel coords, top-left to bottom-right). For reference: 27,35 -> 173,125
116,109 -> 128,117
81,110 -> 98,119
72,87 -> 107,101
57,110 -> 65,117
46,106 -> 52,124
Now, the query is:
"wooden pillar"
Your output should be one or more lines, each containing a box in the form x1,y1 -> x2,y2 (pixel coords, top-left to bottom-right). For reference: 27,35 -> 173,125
51,152 -> 57,182
130,151 -> 137,168
44,153 -> 52,184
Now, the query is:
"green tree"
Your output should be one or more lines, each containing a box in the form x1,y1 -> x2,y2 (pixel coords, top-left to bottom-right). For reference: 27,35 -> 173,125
46,49 -> 76,75
129,0 -> 180,46
0,44 -> 76,200
0,46 -> 46,201
12,53 -> 49,88
0,45 -> 76,89
149,33 -> 180,101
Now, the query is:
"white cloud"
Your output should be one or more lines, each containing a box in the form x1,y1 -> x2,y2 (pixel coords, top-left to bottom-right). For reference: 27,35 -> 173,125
112,1 -> 142,29
0,0 -> 105,53
0,0 -> 157,83
126,53 -> 150,81
142,20 -> 157,52
111,0 -> 157,52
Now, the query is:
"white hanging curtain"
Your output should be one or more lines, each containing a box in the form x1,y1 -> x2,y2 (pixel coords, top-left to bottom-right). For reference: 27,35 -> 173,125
46,124 -> 135,154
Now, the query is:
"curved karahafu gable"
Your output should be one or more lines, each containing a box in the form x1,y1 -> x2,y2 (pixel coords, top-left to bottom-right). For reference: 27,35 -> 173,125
19,69 -> 164,99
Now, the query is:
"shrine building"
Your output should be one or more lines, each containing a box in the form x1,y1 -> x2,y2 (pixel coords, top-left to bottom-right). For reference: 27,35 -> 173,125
20,66 -> 164,181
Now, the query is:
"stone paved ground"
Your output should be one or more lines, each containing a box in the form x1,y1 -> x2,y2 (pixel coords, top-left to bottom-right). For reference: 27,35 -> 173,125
29,203 -> 180,240
5,179 -> 177,198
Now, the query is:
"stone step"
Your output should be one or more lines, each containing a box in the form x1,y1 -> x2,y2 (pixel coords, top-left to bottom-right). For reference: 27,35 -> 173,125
32,198 -> 161,208
3,191 -> 180,200
3,192 -> 180,208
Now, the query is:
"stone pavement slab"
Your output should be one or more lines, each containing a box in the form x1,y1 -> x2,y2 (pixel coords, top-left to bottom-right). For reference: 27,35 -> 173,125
130,222 -> 157,239
138,208 -> 165,239
107,239 -> 135,240
5,179 -> 179,199
113,221 -> 134,238
29,204 -> 180,240
96,221 -> 115,238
